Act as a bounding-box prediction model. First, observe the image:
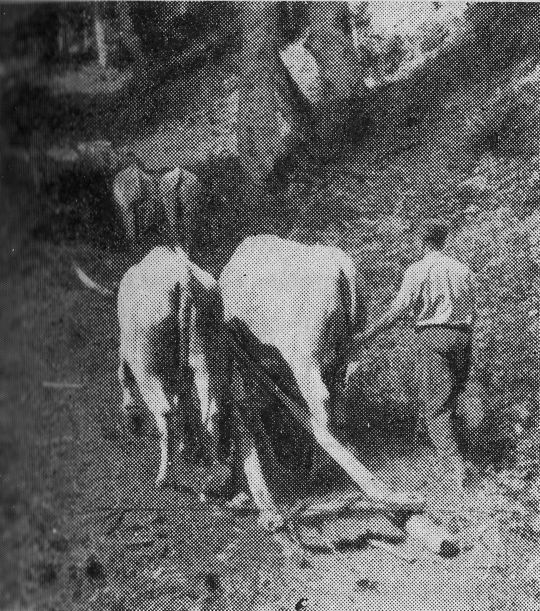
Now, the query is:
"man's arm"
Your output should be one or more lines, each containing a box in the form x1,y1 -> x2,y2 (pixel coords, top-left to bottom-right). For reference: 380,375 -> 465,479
352,267 -> 420,347
358,299 -> 411,344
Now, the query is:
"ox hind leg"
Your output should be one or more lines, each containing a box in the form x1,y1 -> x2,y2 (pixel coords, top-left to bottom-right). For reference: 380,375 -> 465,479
232,407 -> 283,531
118,358 -> 147,437
114,198 -> 137,246
188,350 -> 217,460
118,355 -> 136,415
188,344 -> 233,500
188,300 -> 227,465
291,362 -> 423,509
118,359 -> 135,412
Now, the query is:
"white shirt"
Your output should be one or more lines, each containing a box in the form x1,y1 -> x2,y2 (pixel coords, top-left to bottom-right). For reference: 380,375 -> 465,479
393,251 -> 475,328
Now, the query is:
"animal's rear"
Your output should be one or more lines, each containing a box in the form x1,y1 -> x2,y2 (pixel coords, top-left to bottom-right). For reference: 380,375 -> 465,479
113,165 -> 141,209
220,235 -> 353,361
117,248 -> 190,381
219,235 -> 318,469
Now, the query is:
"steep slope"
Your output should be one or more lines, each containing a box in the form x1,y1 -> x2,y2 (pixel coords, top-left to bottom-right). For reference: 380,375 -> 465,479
2,6 -> 540,610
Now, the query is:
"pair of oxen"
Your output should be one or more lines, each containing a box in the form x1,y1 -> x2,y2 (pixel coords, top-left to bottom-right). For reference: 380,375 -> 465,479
82,235 -> 423,530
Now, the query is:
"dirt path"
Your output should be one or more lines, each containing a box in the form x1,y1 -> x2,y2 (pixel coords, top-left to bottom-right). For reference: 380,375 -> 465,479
0,175 -> 289,610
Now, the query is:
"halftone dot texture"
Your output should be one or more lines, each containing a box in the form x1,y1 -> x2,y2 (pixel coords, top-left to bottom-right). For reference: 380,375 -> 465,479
1,2 -> 539,610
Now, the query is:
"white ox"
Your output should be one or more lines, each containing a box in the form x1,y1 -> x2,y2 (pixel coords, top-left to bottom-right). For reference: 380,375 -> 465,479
77,245 -> 285,529
117,246 -> 225,488
113,164 -> 201,251
219,235 -> 422,523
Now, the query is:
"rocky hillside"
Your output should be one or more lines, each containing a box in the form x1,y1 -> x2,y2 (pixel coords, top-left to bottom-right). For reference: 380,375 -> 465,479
2,3 -> 538,452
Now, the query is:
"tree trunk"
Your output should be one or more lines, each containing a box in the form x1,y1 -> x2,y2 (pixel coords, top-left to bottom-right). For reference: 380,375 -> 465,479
56,12 -> 68,59
306,2 -> 363,99
304,2 -> 365,143
117,3 -> 145,69
238,2 -> 310,188
83,21 -> 91,54
93,3 -> 107,67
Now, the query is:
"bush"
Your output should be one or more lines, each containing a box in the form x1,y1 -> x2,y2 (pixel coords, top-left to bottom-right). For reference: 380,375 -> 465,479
451,207 -> 538,460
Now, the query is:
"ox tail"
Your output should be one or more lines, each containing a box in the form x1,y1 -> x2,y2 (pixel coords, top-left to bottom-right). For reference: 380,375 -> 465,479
72,262 -> 116,297
339,262 -> 366,333
337,268 -> 354,331
176,279 -> 193,391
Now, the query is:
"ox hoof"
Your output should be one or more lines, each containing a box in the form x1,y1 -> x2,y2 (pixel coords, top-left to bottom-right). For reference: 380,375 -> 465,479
226,491 -> 253,510
257,510 -> 284,532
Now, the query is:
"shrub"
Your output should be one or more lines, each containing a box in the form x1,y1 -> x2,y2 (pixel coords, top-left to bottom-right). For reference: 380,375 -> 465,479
449,207 -> 537,459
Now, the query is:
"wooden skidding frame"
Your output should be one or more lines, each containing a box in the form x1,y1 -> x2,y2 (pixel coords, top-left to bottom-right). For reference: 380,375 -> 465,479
222,326 -> 425,515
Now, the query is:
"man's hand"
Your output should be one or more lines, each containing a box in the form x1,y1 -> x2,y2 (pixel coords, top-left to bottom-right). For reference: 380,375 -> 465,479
344,360 -> 361,386
354,303 -> 405,348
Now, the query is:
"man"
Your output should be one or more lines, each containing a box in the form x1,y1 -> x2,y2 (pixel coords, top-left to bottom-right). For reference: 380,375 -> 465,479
353,219 -> 478,495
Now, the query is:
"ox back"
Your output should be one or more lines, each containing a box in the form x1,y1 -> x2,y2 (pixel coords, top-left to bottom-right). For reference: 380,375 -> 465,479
219,235 -> 362,403
218,235 -> 361,471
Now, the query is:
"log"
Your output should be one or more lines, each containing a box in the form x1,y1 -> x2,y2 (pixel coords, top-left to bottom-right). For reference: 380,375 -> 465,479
296,490 -> 389,521
364,515 -> 406,543
290,488 -> 422,523
225,331 -> 426,514
370,540 -> 417,564
238,2 -> 310,186
303,1 -> 365,144
320,515 -> 405,547
294,524 -> 334,553
321,517 -> 366,546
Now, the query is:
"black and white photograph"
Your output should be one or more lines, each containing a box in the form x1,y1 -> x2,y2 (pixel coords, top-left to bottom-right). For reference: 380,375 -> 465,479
1,1 -> 539,609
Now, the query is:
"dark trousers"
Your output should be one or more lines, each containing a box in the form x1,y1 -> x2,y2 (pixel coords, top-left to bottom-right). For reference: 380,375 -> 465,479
415,326 -> 472,459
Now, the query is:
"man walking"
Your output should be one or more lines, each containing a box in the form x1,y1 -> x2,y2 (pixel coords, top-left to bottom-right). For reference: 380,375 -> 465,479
353,219 -> 478,496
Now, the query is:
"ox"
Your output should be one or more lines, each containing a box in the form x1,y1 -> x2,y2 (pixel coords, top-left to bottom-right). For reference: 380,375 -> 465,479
117,246 -> 226,488
113,164 -> 201,251
75,247 -> 283,530
219,235 -> 423,525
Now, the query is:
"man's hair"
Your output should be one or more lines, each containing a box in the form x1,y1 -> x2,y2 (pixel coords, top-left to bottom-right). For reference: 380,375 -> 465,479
419,218 -> 450,249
